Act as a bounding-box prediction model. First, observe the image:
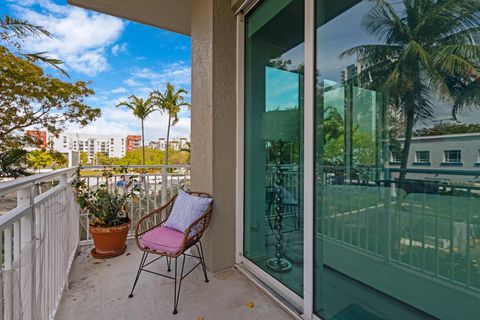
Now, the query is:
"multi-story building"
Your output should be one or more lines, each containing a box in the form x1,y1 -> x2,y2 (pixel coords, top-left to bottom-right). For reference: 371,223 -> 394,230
126,135 -> 142,151
54,133 -> 126,162
25,130 -> 48,148
25,131 -> 127,162
153,137 -> 189,151
148,140 -> 160,149
389,132 -> 480,182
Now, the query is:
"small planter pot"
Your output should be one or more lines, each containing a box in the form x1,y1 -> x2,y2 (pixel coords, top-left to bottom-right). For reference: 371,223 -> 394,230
89,220 -> 131,259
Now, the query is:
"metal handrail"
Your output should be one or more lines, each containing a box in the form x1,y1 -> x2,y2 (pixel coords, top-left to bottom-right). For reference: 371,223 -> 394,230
0,167 -> 78,196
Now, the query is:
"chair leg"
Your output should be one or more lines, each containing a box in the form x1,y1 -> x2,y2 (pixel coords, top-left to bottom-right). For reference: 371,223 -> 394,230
198,241 -> 209,283
166,257 -> 171,272
172,255 -> 186,315
128,252 -> 148,298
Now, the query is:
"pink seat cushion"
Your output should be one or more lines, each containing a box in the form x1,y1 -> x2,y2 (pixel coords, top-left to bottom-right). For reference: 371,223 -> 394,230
140,226 -> 185,254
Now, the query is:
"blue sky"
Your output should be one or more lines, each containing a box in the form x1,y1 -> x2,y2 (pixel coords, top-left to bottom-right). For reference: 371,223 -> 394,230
1,0 -> 192,142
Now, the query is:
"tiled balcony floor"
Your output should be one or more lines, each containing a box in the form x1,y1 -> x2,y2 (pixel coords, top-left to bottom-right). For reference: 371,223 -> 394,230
56,240 -> 294,320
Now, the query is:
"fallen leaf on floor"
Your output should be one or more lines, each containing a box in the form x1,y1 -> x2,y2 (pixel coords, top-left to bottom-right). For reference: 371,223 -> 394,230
196,317 -> 204,320
126,252 -> 131,256
246,302 -> 255,308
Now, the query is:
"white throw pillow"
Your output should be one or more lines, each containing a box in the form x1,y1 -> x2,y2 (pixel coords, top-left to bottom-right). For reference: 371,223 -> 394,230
164,190 -> 213,234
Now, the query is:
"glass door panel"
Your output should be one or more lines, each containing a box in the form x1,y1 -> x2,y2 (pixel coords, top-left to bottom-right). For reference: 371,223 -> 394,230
244,0 -> 304,296
314,1 -> 480,319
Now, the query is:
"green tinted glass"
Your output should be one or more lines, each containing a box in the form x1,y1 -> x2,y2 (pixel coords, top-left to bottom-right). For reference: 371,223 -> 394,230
315,1 -> 480,319
244,0 -> 304,296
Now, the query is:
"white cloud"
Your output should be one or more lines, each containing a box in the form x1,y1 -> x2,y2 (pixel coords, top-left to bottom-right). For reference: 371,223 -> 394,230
111,43 -> 128,56
111,87 -> 127,94
127,62 -> 191,89
9,0 -> 125,76
124,78 -> 142,87
67,103 -> 191,142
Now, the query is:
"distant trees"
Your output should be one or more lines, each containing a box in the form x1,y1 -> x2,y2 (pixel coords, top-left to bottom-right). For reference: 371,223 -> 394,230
415,123 -> 480,137
116,95 -> 155,166
151,83 -> 190,165
93,148 -> 190,166
27,149 -> 67,172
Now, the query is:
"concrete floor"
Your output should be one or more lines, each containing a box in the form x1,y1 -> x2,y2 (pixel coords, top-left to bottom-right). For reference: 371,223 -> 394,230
56,240 -> 294,320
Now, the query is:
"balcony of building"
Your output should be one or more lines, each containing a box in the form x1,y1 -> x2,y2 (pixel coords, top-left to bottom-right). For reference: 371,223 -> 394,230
0,166 -> 295,320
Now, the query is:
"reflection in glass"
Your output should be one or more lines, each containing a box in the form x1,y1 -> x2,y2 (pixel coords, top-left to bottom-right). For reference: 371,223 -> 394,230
244,0 -> 304,296
315,1 -> 480,319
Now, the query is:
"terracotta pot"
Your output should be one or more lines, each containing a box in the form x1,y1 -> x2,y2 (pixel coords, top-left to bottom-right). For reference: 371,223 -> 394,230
89,221 -> 130,259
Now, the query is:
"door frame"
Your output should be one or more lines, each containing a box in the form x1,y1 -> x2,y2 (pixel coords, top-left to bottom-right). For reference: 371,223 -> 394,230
235,0 -> 316,318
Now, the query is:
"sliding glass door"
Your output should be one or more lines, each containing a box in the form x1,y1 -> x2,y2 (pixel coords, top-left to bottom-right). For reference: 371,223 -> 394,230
244,0 -> 304,296
242,0 -> 480,319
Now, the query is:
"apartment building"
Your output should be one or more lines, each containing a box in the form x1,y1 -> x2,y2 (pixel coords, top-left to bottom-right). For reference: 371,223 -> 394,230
126,135 -> 142,151
26,130 -> 126,162
390,133 -> 480,181
148,137 -> 190,151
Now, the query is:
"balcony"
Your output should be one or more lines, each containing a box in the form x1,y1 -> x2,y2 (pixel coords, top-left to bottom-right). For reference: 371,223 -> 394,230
2,165 -> 480,319
0,166 -> 293,320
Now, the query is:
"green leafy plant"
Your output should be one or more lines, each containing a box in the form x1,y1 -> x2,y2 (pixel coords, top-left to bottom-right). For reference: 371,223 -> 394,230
0,149 -> 30,178
72,166 -> 135,227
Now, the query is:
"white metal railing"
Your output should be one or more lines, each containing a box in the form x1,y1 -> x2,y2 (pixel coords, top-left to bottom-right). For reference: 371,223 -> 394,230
0,164 -> 191,320
78,165 -> 190,244
0,167 -> 79,320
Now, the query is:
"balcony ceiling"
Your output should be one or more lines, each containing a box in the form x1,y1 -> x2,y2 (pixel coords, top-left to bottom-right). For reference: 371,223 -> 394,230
68,0 -> 192,36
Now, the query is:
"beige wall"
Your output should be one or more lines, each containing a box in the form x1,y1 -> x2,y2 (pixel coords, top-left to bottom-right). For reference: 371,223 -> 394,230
190,0 -> 237,272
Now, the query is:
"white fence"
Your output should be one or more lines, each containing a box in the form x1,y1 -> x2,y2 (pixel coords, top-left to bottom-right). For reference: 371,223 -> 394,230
78,165 -> 190,243
0,168 -> 79,320
0,165 -> 190,320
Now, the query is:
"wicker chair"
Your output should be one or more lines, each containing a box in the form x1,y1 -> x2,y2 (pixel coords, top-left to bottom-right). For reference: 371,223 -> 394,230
128,191 -> 213,315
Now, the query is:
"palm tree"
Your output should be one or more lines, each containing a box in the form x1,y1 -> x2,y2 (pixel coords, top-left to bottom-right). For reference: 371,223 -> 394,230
1,15 -> 67,76
151,83 -> 190,165
341,0 -> 480,181
116,95 -> 156,165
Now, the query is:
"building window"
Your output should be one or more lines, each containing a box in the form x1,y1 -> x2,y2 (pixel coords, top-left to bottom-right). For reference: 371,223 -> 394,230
390,152 -> 401,163
415,151 -> 430,163
443,150 -> 462,163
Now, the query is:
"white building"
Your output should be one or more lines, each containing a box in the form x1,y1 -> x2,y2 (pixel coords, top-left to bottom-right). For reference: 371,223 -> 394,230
389,132 -> 480,182
155,138 -> 189,151
49,133 -> 126,162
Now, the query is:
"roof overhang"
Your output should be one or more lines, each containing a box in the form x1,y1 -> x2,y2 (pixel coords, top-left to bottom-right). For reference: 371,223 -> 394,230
68,0 -> 191,36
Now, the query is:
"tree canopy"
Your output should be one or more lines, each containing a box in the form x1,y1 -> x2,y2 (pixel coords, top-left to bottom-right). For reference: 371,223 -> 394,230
0,46 -> 100,151
343,0 -> 480,180
91,148 -> 190,166
151,83 -> 190,165
27,149 -> 67,171
415,123 -> 480,136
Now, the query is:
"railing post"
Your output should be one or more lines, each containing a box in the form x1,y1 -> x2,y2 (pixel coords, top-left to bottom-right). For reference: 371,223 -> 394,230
18,186 -> 34,320
161,166 -> 168,205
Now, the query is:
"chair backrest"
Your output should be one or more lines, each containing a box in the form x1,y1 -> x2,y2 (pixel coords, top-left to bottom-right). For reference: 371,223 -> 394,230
181,190 -> 213,241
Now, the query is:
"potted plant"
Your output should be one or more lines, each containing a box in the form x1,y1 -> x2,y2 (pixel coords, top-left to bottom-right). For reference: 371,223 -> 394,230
73,166 -> 136,258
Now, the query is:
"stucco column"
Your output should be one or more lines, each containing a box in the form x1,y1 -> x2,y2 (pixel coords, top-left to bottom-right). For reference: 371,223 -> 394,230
190,0 -> 236,272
